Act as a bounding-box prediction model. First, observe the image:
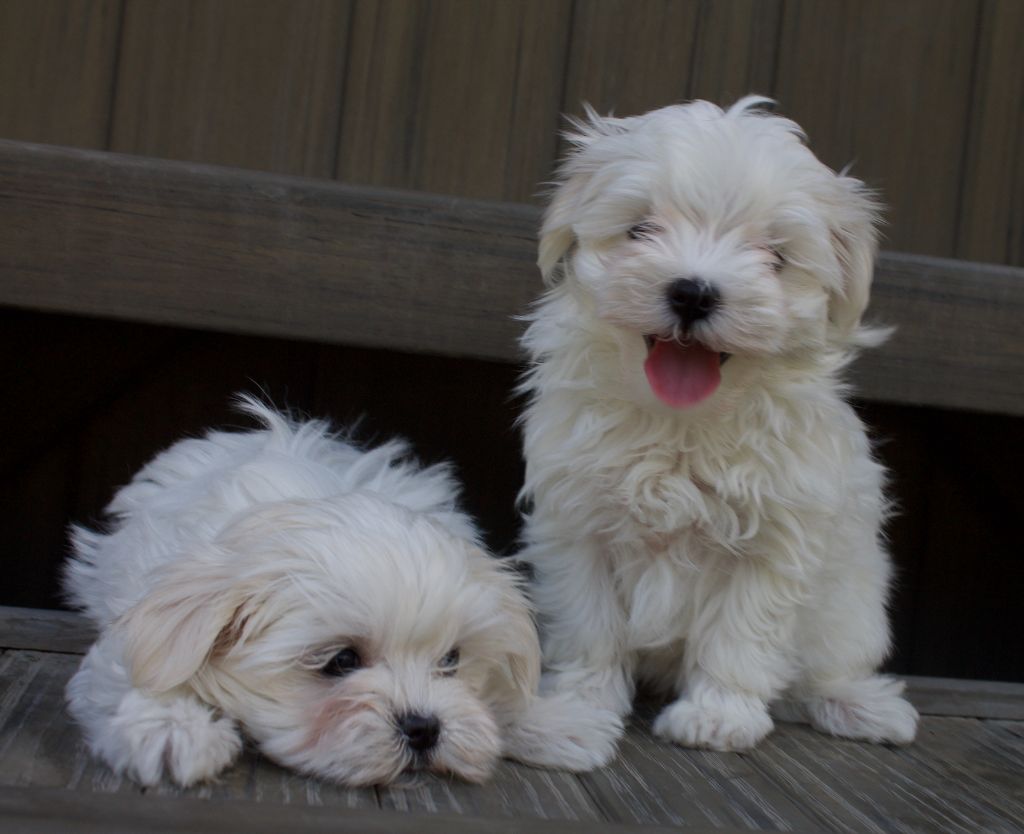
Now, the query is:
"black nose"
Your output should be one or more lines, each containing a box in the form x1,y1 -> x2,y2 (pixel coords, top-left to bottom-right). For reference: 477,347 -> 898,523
667,278 -> 720,328
398,713 -> 441,753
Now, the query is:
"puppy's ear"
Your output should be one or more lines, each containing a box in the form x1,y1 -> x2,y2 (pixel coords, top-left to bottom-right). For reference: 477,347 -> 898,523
115,548 -> 246,693
539,174 -> 588,285
825,173 -> 883,343
486,564 -> 541,707
539,107 -> 628,285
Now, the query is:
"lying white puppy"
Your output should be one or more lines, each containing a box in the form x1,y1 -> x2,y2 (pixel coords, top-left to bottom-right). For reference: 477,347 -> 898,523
518,97 -> 918,763
65,397 -> 601,787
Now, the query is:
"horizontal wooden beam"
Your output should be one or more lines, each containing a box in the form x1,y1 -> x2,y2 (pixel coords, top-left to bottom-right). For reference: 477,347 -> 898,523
0,140 -> 1020,415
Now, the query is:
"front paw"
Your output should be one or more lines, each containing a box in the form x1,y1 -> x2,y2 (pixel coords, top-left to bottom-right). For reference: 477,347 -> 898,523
504,691 -> 624,771
110,691 -> 242,786
653,693 -> 772,752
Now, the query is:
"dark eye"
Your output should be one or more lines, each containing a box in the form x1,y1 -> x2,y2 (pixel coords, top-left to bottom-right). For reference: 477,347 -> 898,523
769,247 -> 785,272
627,221 -> 661,240
439,648 -> 460,676
322,647 -> 362,677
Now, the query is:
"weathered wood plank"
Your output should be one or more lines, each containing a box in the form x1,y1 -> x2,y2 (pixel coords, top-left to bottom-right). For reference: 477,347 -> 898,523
0,785 -> 695,834
775,0 -> 980,259
376,760 -> 604,823
110,0 -> 352,177
687,0 -> 782,104
906,676 -> 1024,721
0,608 -> 96,655
746,720 -> 1019,834
0,139 -> 538,366
956,0 -> 1024,266
561,0 -> 699,120
0,0 -> 123,149
0,141 -> 1021,416
1,641 -> 1022,832
904,717 -> 1024,825
337,0 -> 572,203
579,713 -> 821,830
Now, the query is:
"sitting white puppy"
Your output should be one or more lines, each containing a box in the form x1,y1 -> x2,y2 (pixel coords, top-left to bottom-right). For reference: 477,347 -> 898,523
65,397 -> 601,787
518,97 -> 918,762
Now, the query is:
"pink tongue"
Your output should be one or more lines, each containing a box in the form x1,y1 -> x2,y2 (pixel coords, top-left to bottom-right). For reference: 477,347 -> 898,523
644,339 -> 721,408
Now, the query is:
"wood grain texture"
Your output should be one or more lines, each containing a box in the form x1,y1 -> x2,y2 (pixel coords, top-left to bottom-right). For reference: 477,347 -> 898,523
0,609 -> 96,655
0,140 -> 540,364
0,0 -> 123,149
2,639 -> 1023,832
337,0 -> 572,202
110,0 -> 351,176
561,0 -> 700,119
1,141 -> 1022,416
0,787 -> 695,834
956,0 -> 1024,266
774,0 -> 981,258
686,0 -> 782,103
745,720 -> 1017,834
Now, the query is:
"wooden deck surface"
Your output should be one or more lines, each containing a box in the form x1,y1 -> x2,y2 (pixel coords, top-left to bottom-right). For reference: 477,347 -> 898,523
2,606 -> 1022,833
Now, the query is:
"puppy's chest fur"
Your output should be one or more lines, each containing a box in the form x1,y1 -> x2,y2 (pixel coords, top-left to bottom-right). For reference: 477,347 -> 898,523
549,414 -> 830,557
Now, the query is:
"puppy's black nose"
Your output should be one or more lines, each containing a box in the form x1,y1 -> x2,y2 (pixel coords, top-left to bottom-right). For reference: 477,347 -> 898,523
398,713 -> 441,753
667,278 -> 720,328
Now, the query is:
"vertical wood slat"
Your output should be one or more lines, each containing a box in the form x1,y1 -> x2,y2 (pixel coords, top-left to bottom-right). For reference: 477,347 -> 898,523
685,0 -> 783,104
560,0 -> 700,119
337,0 -> 572,203
956,0 -> 1024,267
110,0 -> 352,177
559,0 -> 780,132
773,0 -> 981,258
0,0 -> 123,149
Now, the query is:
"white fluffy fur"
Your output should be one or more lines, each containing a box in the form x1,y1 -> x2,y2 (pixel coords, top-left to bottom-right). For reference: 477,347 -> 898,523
65,397 -> 611,787
518,97 -> 918,760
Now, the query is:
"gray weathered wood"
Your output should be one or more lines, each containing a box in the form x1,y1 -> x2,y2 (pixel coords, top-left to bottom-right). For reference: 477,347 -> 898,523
0,785 -> 693,834
745,719 -> 1018,834
0,140 -> 1021,417
906,675 -> 1024,720
2,630 -> 1023,833
0,607 -> 97,655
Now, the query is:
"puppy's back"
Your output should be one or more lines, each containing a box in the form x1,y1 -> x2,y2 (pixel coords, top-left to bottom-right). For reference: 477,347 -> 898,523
65,397 -> 474,626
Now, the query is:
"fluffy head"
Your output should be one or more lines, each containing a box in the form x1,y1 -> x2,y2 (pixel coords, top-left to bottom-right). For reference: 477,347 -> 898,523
534,96 -> 882,411
104,412 -> 539,786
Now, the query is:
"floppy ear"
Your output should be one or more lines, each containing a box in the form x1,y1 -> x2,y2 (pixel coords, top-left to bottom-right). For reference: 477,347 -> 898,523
486,564 -> 541,708
538,166 -> 590,285
114,548 -> 246,693
825,173 -> 882,343
539,107 -> 630,285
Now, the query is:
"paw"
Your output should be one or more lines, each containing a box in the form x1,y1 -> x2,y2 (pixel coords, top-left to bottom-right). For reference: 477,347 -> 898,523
504,691 -> 624,771
110,691 -> 242,786
653,693 -> 773,752
805,676 -> 918,745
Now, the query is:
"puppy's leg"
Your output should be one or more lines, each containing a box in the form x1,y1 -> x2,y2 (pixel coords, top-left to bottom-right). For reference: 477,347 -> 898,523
653,558 -> 800,751
67,637 -> 242,786
795,542 -> 918,745
523,535 -> 633,766
502,690 -> 623,771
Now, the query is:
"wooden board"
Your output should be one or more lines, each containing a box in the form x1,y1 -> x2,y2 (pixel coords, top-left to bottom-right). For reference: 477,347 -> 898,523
337,0 -> 572,203
956,0 -> 1024,266
0,608 -> 96,655
110,0 -> 352,177
561,0 -> 700,120
2,624 -> 1023,833
774,0 -> 981,259
0,140 -> 1022,417
0,0 -> 123,149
